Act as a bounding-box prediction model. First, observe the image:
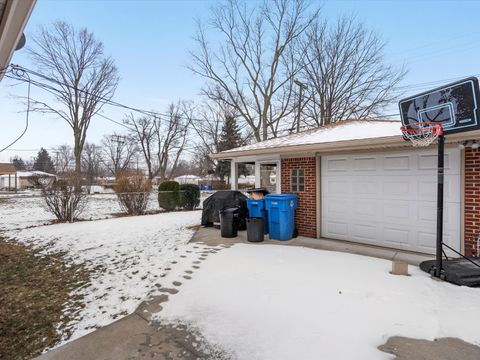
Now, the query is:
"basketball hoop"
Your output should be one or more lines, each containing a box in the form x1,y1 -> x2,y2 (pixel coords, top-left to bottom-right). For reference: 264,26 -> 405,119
400,122 -> 443,147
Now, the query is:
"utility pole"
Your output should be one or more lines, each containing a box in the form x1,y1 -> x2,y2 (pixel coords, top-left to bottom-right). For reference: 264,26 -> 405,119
294,79 -> 307,133
111,135 -> 126,176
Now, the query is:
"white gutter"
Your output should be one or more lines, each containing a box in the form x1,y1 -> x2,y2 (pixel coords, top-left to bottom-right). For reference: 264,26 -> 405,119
0,0 -> 36,80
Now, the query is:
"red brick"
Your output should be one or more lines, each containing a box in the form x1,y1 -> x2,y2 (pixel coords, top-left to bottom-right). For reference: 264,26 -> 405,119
281,157 -> 317,238
465,147 -> 480,256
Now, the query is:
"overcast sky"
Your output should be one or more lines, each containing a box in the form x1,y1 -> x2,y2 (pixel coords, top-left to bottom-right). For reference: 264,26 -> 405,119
1,0 -> 480,162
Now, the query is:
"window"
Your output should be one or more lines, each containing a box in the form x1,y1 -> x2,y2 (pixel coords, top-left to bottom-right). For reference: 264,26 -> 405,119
291,169 -> 305,192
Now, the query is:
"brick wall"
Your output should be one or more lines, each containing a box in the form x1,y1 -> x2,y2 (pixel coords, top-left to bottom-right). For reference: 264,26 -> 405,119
280,157 -> 317,238
465,147 -> 480,256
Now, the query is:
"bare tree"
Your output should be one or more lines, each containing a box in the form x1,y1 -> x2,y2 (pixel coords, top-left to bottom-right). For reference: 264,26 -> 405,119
190,0 -> 319,141
157,102 -> 191,181
125,101 -> 191,181
28,21 -> 119,178
299,17 -> 406,127
101,134 -> 137,176
124,113 -> 157,180
81,142 -> 104,186
53,144 -> 74,173
189,101 -> 228,171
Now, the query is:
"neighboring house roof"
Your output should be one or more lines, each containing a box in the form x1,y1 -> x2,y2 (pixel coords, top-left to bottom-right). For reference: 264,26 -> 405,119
16,170 -> 56,178
175,175 -> 201,179
211,119 -> 480,159
0,0 -> 36,80
0,162 -> 16,174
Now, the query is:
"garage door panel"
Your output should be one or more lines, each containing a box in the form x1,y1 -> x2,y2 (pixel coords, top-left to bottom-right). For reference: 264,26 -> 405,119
417,151 -> 458,172
326,158 -> 349,172
321,148 -> 461,254
352,223 -> 379,242
383,227 -> 410,244
383,202 -> 410,221
353,156 -> 377,171
326,200 -> 350,215
324,180 -> 350,197
352,180 -> 378,196
415,231 -> 455,250
324,221 -> 349,238
383,155 -> 411,170
444,176 -> 461,202
382,181 -> 410,197
353,200 -> 377,218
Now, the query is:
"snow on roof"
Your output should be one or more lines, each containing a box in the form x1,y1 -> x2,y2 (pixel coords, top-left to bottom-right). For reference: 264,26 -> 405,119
16,171 -> 56,177
175,175 -> 201,179
217,120 -> 402,156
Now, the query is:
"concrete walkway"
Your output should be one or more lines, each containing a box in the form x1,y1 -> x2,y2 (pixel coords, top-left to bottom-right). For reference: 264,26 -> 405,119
37,289 -> 229,360
193,226 -> 434,266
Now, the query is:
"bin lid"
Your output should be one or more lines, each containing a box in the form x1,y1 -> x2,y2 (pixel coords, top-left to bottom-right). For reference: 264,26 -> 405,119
265,194 -> 298,200
246,187 -> 270,195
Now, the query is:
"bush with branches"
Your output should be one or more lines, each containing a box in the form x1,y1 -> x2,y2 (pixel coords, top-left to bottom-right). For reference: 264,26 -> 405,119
180,184 -> 200,210
114,171 -> 152,215
41,173 -> 87,222
158,181 -> 180,211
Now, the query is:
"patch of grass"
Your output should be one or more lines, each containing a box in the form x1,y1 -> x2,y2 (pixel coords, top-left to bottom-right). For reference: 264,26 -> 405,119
0,239 -> 90,359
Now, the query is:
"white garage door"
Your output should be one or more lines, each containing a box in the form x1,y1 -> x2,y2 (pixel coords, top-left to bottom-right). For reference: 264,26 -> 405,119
321,149 -> 461,254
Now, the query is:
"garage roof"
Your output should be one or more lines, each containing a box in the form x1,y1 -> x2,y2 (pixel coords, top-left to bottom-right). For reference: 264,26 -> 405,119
211,119 -> 480,160
212,120 -> 404,159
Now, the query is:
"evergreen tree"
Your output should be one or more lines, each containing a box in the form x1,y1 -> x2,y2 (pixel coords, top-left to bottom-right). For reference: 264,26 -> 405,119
33,148 -> 56,174
11,156 -> 26,171
215,115 -> 248,182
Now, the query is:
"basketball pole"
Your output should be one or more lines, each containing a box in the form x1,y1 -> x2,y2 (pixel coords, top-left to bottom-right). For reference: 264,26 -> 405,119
435,133 -> 445,277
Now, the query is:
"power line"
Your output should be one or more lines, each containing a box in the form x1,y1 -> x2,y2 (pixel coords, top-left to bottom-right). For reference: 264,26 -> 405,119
7,65 -> 204,124
0,68 -> 31,153
9,63 -> 472,127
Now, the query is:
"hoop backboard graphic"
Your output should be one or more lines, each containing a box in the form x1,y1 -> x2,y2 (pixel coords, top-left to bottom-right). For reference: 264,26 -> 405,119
399,77 -> 480,136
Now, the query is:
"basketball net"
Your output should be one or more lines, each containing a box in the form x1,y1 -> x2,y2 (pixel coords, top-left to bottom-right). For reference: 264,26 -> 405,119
400,122 -> 444,147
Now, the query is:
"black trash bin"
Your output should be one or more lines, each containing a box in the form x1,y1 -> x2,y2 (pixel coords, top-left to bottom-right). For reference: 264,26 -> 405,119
247,217 -> 264,242
220,207 -> 239,238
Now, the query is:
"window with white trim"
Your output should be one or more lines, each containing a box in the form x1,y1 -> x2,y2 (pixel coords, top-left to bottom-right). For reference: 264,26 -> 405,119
291,169 -> 305,192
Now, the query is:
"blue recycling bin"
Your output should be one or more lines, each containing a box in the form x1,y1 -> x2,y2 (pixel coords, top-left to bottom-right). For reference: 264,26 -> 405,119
246,199 -> 269,234
265,194 -> 298,240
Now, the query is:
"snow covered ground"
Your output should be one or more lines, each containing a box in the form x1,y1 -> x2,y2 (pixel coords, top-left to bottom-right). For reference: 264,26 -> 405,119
0,191 -> 213,231
1,207 -> 202,343
0,193 -> 162,231
155,244 -> 480,360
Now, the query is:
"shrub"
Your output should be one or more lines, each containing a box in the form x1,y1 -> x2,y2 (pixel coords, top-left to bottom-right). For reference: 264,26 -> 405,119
158,181 -> 180,211
41,172 -> 87,222
179,184 -> 200,210
114,171 -> 152,215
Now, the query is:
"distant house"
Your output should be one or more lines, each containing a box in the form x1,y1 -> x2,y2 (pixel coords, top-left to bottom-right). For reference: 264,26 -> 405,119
0,170 -> 56,190
0,163 -> 17,190
174,174 -> 201,185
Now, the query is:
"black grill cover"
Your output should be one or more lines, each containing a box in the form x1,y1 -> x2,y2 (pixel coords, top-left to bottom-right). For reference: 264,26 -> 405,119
201,190 -> 248,229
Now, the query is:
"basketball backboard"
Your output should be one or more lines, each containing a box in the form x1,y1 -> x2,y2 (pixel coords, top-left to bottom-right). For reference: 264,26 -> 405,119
399,77 -> 480,136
